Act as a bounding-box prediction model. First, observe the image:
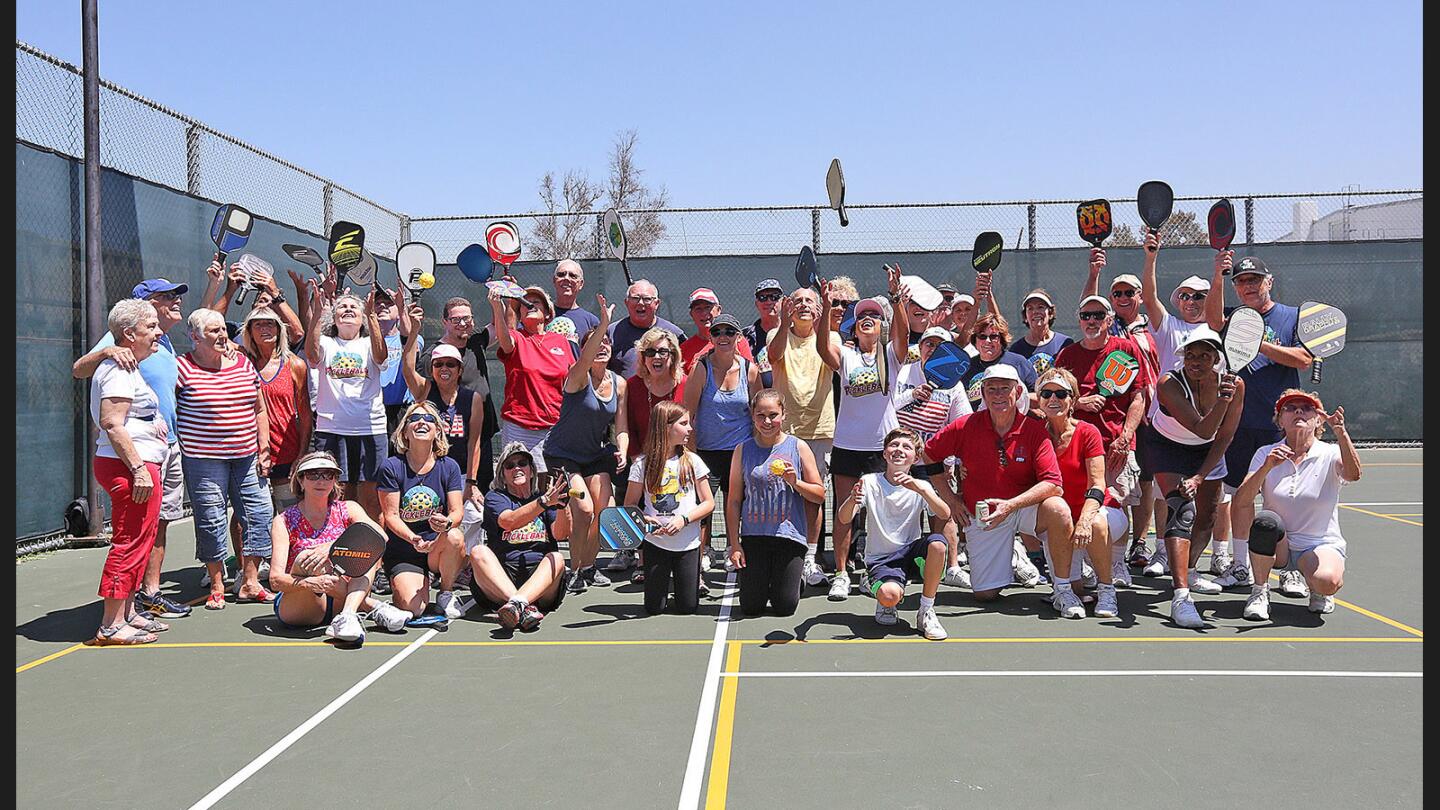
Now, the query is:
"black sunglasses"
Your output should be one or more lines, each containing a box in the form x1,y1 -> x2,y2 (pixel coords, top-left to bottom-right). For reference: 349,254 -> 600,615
711,327 -> 739,337
1037,389 -> 1072,400
831,299 -> 857,309
407,413 -> 439,425
755,292 -> 782,302
503,458 -> 532,470
1177,292 -> 1207,302
641,348 -> 674,358
1078,311 -> 1109,321
1111,289 -> 1137,299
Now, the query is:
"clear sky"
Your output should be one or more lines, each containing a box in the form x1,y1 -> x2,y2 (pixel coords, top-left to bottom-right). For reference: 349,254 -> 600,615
17,1 -> 1423,217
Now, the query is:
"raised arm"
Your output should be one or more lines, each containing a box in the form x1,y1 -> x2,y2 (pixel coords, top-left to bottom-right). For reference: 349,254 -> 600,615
303,278 -> 326,366
488,288 -> 517,356
364,290 -> 388,366
1140,231 -> 1168,327
567,294 -> 612,393
401,305 -> 431,401
815,282 -> 840,371
1205,250 -> 1232,331
1082,248 -> 1105,299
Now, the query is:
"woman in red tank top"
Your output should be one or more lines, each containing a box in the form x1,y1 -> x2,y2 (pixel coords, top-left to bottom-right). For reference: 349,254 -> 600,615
242,308 -> 312,504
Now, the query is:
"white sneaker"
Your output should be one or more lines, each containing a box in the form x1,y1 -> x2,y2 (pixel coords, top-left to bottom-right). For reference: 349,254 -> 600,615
1188,570 -> 1223,595
1094,584 -> 1119,618
1143,545 -> 1169,578
436,591 -> 466,619
605,549 -> 636,572
828,572 -> 852,601
1171,595 -> 1203,629
368,601 -> 410,632
942,565 -> 971,589
1080,560 -> 1098,589
700,553 -> 713,573
1111,559 -> 1133,588
1051,586 -> 1086,619
1012,539 -> 1042,587
1278,569 -> 1310,598
1243,588 -> 1270,621
957,546 -> 968,567
802,558 -> 827,587
325,611 -> 365,643
917,606 -> 947,640
874,603 -> 898,625
1213,562 -> 1254,589
1308,593 -> 1335,614
1208,551 -> 1233,576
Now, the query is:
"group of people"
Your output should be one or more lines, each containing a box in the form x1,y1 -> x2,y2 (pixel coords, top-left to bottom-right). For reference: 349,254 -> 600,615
78,233 -> 1360,646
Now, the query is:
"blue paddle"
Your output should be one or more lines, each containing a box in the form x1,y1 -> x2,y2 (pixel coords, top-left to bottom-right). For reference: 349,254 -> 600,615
598,506 -> 646,551
923,341 -> 970,388
457,243 -> 494,283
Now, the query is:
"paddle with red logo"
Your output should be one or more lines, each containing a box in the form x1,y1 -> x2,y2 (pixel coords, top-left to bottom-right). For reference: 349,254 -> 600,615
1076,199 -> 1113,248
485,221 -> 522,269
1208,199 -> 1237,262
1095,349 -> 1141,397
327,523 -> 385,577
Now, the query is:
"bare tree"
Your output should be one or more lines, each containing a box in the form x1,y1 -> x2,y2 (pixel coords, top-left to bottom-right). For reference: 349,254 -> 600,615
605,129 -> 668,256
1105,212 -> 1208,249
1106,223 -> 1139,247
525,170 -> 603,261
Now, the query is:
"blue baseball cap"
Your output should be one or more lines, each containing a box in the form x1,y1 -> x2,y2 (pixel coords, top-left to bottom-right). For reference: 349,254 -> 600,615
754,278 -> 783,294
131,278 -> 189,299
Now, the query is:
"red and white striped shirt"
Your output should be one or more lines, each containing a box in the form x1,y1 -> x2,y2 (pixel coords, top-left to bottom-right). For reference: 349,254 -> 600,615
177,353 -> 260,458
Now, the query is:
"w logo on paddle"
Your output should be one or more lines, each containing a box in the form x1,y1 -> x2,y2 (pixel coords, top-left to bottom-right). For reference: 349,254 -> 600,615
1095,350 -> 1140,397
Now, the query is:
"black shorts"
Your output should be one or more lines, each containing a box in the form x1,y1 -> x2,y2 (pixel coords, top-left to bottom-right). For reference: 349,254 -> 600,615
312,432 -> 388,484
468,549 -> 567,612
829,447 -> 886,479
1146,430 -> 1216,478
697,448 -> 739,495
544,449 -> 618,480
1223,426 -> 1283,489
865,536 -> 941,591
382,536 -> 435,581
1135,422 -> 1157,482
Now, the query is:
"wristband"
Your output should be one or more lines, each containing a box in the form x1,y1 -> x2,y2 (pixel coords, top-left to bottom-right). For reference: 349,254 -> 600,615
1084,487 -> 1104,505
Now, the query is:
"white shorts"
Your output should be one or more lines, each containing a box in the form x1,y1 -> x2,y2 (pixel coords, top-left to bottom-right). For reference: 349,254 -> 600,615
1281,536 -> 1347,564
1040,505 -> 1131,579
461,499 -> 485,554
963,503 -> 1040,592
158,442 -> 186,521
799,437 -> 833,483
500,419 -> 552,473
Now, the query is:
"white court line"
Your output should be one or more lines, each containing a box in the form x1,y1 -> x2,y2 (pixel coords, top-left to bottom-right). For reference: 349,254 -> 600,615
188,629 -> 438,810
1339,502 -> 1423,507
678,572 -> 736,810
723,670 -> 1422,679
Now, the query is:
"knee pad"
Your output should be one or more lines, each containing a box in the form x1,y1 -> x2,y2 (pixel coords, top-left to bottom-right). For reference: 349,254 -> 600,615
1163,491 -> 1196,540
1248,510 -> 1285,556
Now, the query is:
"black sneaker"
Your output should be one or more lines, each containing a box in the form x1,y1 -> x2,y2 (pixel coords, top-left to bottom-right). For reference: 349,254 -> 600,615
372,568 -> 391,595
567,567 -> 589,594
134,590 -> 192,619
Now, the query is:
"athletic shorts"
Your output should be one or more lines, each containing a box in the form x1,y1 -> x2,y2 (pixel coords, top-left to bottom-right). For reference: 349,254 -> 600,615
962,503 -> 1041,592
468,549 -> 568,612
829,447 -> 885,479
500,420 -> 551,473
312,432 -> 388,484
158,442 -> 186,521
1279,536 -> 1348,565
798,437 -> 832,483
1135,423 -> 1157,482
865,536 -> 940,590
697,448 -> 739,496
544,448 -> 618,480
1147,431 -> 1228,481
383,536 -> 436,581
272,592 -> 335,630
1223,426 -> 1283,489
911,461 -> 945,478
1041,505 -> 1130,580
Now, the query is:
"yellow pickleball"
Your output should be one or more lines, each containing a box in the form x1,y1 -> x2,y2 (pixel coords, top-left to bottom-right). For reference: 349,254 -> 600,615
418,272 -> 435,289
769,458 -> 787,476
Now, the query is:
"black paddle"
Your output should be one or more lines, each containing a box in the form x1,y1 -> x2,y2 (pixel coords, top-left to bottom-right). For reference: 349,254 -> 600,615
1137,181 -> 1174,252
971,231 -> 1003,274
327,523 -> 386,577
795,245 -> 820,293
1077,199 -> 1113,248
826,158 -> 848,227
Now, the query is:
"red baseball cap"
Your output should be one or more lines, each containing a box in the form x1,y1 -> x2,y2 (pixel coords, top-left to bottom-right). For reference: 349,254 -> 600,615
689,288 -> 719,306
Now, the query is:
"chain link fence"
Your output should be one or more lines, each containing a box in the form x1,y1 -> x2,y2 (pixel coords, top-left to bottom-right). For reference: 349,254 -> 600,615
13,39 -> 1423,541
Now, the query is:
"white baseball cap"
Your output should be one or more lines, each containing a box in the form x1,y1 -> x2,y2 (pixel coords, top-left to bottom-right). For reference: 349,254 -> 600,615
919,326 -> 954,343
1175,275 -> 1212,293
977,363 -> 1022,384
1110,274 -> 1142,291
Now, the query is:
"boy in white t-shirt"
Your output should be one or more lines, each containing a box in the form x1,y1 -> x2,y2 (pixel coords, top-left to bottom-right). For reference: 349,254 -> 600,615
838,427 -> 952,639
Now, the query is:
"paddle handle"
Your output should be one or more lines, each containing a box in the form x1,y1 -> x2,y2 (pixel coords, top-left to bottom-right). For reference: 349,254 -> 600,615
622,258 -> 634,287
1311,358 -> 1323,383
838,207 -> 849,228
1146,227 -> 1159,253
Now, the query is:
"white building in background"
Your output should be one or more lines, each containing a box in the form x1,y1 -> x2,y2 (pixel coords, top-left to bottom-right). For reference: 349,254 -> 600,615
1273,197 -> 1423,242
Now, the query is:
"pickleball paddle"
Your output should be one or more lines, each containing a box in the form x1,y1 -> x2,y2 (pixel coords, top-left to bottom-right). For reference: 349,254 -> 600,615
827,158 -> 848,227
1095,349 -> 1141,397
603,208 -> 634,286
282,244 -> 326,274
794,245 -> 820,293
598,506 -> 647,551
1297,301 -> 1348,383
923,341 -> 970,388
1208,199 -> 1237,258
1221,306 -> 1265,373
1137,181 -> 1174,251
397,241 -> 437,305
233,253 -> 273,307
211,204 -> 253,265
971,231 -> 1003,274
485,221 -> 522,268
328,221 -> 366,283
457,243 -> 493,283
327,523 -> 386,577
1077,199 -> 1113,248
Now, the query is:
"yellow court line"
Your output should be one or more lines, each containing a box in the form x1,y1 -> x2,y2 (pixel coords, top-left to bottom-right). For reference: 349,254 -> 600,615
1340,505 -> 1424,528
705,641 -> 743,810
14,644 -> 85,674
737,636 -> 1421,646
1262,571 -> 1424,638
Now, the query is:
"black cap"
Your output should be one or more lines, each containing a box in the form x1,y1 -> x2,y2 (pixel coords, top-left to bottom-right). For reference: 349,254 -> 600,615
1234,256 -> 1271,278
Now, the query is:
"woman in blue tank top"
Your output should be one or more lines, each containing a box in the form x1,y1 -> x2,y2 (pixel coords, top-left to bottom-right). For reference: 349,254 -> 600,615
683,313 -> 760,567
543,294 -> 628,591
725,389 -> 827,616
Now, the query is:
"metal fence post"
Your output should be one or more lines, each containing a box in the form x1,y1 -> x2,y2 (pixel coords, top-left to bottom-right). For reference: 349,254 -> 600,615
323,183 -> 334,235
184,124 -> 201,196
1027,204 -> 1037,251
82,0 -> 106,537
595,212 -> 605,260
811,208 -> 821,252
399,216 -> 410,244
1244,197 -> 1255,246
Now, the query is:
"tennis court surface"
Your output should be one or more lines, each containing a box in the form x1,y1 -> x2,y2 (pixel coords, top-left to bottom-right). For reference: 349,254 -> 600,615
16,448 -> 1422,808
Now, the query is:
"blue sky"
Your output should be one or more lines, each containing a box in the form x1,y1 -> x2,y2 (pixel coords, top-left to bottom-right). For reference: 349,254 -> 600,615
17,1 -> 1423,216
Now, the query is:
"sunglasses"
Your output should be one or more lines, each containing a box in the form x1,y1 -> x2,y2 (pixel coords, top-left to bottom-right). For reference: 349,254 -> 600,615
150,292 -> 183,303
641,348 -> 674,358
711,327 -> 739,337
1037,389 -> 1072,400
628,295 -> 658,305
1177,292 -> 1208,302
519,299 -> 542,312
975,333 -> 1003,342
1078,311 -> 1108,322
831,299 -> 857,309
407,413 -> 439,425
755,292 -> 782,302
1111,289 -> 1137,299
432,360 -> 462,370
1280,403 -> 1317,414
503,459 -> 532,470
301,470 -> 338,481
996,439 -> 1009,469
446,315 -> 475,325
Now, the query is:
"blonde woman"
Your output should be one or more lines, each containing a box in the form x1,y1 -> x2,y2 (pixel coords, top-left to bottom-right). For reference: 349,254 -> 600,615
375,401 -> 468,619
609,327 -> 686,574
269,452 -> 410,644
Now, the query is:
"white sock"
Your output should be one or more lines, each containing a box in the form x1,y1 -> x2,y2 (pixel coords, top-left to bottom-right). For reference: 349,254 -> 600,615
919,595 -> 935,613
1251,583 -> 1268,595
1213,540 -> 1231,557
805,546 -> 817,563
1174,587 -> 1191,601
1232,538 -> 1250,560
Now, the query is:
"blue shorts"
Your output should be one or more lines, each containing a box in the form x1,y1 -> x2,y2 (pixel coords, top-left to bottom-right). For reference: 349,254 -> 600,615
865,537 -> 938,592
272,592 -> 336,630
311,432 -> 388,484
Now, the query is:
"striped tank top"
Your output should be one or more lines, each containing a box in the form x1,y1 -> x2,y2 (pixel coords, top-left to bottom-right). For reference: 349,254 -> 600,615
177,353 -> 260,458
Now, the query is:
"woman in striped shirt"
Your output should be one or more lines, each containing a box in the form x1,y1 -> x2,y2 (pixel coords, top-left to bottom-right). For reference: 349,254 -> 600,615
178,308 -> 275,610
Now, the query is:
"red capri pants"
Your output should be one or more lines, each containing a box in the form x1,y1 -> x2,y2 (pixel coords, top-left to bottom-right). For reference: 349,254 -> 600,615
94,456 -> 162,600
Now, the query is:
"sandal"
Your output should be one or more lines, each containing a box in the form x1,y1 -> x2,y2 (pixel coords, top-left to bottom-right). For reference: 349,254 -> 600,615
128,613 -> 170,633
205,592 -> 227,610
236,587 -> 275,604
91,623 -> 158,646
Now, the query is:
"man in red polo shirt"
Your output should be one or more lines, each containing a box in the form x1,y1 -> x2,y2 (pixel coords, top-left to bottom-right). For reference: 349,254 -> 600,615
925,365 -> 1073,603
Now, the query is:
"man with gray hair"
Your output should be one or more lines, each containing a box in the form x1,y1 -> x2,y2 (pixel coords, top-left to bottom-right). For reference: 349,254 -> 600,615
551,259 -> 599,343
607,278 -> 684,379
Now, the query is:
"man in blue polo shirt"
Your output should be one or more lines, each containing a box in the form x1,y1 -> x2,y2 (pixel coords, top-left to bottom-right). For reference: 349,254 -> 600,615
1206,252 -> 1310,590
72,278 -> 194,619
